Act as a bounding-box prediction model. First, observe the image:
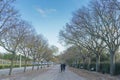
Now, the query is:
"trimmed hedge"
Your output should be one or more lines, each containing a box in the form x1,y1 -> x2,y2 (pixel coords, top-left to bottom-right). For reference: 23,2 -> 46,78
115,63 -> 120,75
71,62 -> 120,75
100,62 -> 110,74
0,64 -> 32,69
0,64 -> 10,69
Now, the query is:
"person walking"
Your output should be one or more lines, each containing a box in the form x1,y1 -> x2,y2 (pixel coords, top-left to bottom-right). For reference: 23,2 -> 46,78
60,64 -> 63,72
62,63 -> 66,72
60,63 -> 66,72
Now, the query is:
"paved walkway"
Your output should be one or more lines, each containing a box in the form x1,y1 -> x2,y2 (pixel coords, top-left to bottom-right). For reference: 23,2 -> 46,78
34,65 -> 87,80
0,65 -> 87,80
0,66 -> 38,76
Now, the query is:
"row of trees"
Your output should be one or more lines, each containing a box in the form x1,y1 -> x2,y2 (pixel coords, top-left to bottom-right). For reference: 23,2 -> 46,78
0,0 -> 58,75
59,0 -> 120,75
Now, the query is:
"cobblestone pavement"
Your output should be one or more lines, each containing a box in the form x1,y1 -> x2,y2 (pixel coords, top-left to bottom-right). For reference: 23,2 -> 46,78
0,65 -> 87,80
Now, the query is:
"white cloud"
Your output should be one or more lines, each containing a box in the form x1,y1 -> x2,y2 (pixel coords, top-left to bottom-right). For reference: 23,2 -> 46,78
36,8 -> 46,17
47,9 -> 57,13
36,7 -> 56,17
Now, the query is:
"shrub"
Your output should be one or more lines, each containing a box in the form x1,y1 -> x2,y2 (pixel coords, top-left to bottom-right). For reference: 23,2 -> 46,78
100,62 -> 110,74
72,62 -> 120,75
115,63 -> 120,75
0,64 -> 32,69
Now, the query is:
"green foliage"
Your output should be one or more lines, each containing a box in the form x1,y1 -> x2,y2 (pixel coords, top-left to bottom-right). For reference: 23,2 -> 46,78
91,54 -> 110,62
101,54 -> 110,61
100,62 -> 110,73
0,64 -> 32,69
0,53 -> 32,61
72,62 -> 120,75
0,64 -> 11,69
3,53 -> 12,60
115,63 -> 120,75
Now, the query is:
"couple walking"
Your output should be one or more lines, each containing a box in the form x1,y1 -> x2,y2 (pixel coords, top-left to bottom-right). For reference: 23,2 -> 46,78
60,63 -> 66,72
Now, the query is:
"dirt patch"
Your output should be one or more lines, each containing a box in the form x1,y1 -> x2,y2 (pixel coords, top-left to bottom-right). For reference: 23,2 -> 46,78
69,67 -> 120,80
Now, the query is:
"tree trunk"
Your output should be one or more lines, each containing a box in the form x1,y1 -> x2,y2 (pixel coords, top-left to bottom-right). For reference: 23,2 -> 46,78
32,59 -> 35,70
24,58 -> 27,72
9,52 -> 15,75
78,60 -> 80,68
110,52 -> 115,75
32,64 -> 34,70
47,62 -> 49,67
87,57 -> 91,70
75,59 -> 78,68
37,61 -> 40,70
96,54 -> 100,72
82,58 -> 85,69
41,61 -> 43,69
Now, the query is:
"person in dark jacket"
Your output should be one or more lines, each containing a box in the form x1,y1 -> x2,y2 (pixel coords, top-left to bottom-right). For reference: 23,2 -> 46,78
60,63 -> 66,72
62,63 -> 66,72
60,64 -> 63,72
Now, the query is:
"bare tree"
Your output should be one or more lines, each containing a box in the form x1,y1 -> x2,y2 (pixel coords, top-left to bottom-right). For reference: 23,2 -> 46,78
35,34 -> 48,70
61,0 -> 120,75
27,34 -> 37,70
18,22 -> 34,72
59,22 -> 105,71
59,46 -> 82,68
0,20 -> 29,75
89,0 -> 120,75
0,0 -> 19,36
43,46 -> 58,67
19,40 -> 30,72
86,37 -> 106,71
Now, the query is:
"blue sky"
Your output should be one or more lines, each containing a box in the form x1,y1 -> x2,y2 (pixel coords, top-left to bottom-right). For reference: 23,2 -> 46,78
14,0 -> 91,53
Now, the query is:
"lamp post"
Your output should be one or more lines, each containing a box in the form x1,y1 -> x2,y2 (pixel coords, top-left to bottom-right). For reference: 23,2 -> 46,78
2,53 -> 4,68
19,54 -> 21,68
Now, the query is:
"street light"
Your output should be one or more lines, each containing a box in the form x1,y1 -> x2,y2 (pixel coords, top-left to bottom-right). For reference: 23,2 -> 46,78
19,54 -> 21,68
2,53 -> 4,65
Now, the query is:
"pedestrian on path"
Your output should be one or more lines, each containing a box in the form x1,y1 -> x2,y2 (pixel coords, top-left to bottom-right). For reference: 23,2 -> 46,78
62,63 -> 66,72
60,63 -> 66,72
60,63 -> 63,72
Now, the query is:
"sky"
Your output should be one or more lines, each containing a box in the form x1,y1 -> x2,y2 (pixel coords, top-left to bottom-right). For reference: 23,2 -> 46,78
13,0 -> 91,53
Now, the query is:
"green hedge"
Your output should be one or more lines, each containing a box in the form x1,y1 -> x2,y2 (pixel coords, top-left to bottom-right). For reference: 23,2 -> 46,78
115,63 -> 120,75
0,64 -> 32,69
72,62 -> 120,75
0,64 -> 10,69
99,62 -> 110,74
99,62 -> 120,75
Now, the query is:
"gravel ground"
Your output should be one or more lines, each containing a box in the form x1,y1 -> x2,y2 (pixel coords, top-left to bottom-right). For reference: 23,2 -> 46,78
1,65 -> 119,80
0,65 -> 87,80
32,65 -> 87,80
69,67 -> 120,80
0,68 -> 49,80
